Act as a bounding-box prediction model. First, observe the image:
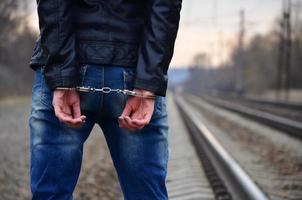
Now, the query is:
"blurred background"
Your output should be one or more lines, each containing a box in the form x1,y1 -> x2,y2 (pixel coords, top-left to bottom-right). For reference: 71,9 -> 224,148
0,0 -> 301,100
169,0 -> 302,102
0,0 -> 301,199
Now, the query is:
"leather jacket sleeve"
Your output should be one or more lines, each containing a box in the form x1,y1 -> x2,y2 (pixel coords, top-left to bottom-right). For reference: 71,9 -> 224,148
134,0 -> 182,97
37,0 -> 79,91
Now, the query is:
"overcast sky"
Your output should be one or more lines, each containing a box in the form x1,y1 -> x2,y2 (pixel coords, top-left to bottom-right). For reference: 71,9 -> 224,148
171,0 -> 282,67
29,0 -> 283,68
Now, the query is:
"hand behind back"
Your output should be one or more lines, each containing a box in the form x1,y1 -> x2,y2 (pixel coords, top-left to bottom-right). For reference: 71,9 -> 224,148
52,88 -> 155,131
52,90 -> 86,128
118,88 -> 155,131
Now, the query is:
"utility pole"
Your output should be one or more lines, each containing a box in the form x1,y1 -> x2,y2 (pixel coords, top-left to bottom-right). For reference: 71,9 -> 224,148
277,0 -> 292,101
213,0 -> 225,67
235,9 -> 245,95
284,0 -> 292,101
277,10 -> 285,100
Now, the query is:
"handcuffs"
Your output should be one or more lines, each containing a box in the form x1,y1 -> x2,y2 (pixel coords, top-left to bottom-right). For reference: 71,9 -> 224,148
56,86 -> 157,99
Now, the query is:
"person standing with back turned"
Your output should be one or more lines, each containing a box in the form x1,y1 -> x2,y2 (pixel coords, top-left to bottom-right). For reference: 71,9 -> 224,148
28,0 -> 182,199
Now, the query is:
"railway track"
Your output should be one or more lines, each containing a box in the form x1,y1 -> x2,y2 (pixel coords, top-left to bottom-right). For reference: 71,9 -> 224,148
196,94 -> 302,139
228,95 -> 302,111
182,93 -> 302,200
174,94 -> 269,200
206,94 -> 302,122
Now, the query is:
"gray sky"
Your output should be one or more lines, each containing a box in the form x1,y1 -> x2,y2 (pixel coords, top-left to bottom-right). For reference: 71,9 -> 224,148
171,0 -> 282,67
29,0 -> 283,68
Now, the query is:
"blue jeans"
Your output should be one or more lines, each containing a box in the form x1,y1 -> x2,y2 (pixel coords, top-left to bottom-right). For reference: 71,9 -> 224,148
29,64 -> 169,200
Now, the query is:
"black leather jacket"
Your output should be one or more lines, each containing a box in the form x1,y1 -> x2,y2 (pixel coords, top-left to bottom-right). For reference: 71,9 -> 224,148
30,0 -> 182,97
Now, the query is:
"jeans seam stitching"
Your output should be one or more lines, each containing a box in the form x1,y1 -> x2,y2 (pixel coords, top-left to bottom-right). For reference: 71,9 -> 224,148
39,67 -> 54,110
81,64 -> 88,86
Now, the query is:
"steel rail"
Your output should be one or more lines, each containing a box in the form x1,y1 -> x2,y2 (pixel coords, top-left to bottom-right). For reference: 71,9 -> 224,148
198,94 -> 302,139
208,94 -> 302,111
174,94 -> 269,200
240,97 -> 302,110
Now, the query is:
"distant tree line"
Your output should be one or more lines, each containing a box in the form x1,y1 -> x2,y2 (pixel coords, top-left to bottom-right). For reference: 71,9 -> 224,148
0,0 -> 37,98
184,5 -> 302,97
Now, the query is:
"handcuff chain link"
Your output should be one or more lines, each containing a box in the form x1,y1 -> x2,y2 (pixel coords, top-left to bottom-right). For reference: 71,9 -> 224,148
56,86 -> 156,99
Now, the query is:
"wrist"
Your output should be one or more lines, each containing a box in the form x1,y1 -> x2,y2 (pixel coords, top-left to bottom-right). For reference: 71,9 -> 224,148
133,88 -> 155,95
55,87 -> 77,91
133,88 -> 156,99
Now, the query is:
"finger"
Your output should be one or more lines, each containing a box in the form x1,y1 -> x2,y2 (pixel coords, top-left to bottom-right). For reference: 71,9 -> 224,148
60,105 -> 75,126
119,102 -> 135,130
132,122 -> 145,130
130,113 -> 147,129
54,105 -> 72,122
64,112 -> 86,120
118,116 -> 134,130
144,111 -> 153,124
64,118 -> 85,128
132,118 -> 149,127
118,116 -> 127,128
55,110 -> 73,126
120,103 -> 132,118
124,116 -> 141,130
131,120 -> 146,130
54,104 -> 66,120
125,116 -> 138,129
118,116 -> 138,131
65,115 -> 87,128
54,105 -> 84,125
132,111 -> 152,126
131,110 -> 144,120
60,105 -> 85,123
60,112 -> 83,124
72,100 -> 81,118
80,115 -> 86,122
62,104 -> 72,116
